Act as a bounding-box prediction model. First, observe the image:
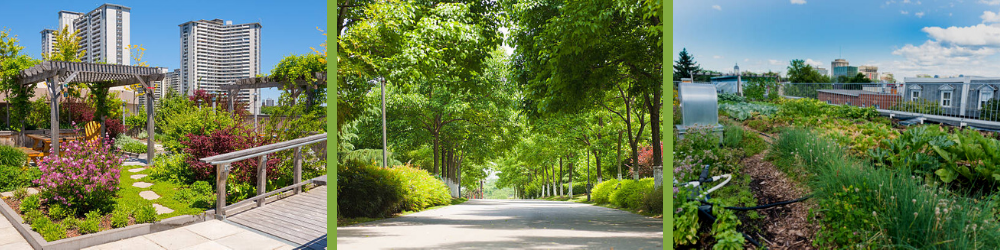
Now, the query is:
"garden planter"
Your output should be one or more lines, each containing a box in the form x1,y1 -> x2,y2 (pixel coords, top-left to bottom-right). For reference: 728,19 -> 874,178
0,199 -> 215,250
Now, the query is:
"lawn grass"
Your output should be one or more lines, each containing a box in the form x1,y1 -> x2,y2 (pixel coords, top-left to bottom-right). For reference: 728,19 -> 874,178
114,165 -> 207,219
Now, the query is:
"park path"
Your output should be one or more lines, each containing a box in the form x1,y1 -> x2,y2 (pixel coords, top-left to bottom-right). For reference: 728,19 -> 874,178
0,211 -> 32,250
337,199 -> 662,250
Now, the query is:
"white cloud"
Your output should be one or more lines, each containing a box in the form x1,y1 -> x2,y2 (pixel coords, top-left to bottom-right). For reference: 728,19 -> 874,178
903,0 -> 911,3
791,0 -> 806,4
768,59 -> 784,66
923,24 -> 1000,46
713,55 -> 723,59
982,0 -> 1000,5
983,11 -> 1000,22
890,41 -> 997,77
805,58 -> 824,67
901,10 -> 909,14
712,5 -> 722,10
744,58 -> 750,62
915,12 -> 925,18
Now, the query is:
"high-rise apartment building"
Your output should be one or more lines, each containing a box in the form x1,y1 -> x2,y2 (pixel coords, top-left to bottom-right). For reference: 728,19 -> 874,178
179,19 -> 261,104
831,59 -> 849,69
41,4 -> 131,65
163,69 -> 181,96
265,98 -> 274,107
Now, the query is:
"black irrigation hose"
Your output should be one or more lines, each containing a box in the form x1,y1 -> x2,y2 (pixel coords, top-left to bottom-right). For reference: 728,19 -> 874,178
742,232 -> 762,247
723,195 -> 813,211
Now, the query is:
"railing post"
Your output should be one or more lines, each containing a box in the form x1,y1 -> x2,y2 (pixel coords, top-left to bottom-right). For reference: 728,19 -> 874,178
216,163 -> 229,220
294,146 -> 302,194
257,155 -> 267,207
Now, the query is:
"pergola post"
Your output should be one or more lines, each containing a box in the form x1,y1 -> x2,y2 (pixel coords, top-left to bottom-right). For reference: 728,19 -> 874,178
228,89 -> 236,113
48,77 -> 59,155
135,75 -> 155,162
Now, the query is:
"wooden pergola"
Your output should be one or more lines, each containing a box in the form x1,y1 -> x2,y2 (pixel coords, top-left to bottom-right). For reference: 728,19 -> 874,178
16,61 -> 165,160
220,72 -> 327,113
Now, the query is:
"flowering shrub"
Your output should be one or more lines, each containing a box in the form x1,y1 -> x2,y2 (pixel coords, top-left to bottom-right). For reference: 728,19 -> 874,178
181,124 -> 280,183
34,138 -> 122,213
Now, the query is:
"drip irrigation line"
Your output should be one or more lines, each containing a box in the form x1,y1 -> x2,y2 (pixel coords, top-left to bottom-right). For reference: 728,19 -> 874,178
722,195 -> 813,211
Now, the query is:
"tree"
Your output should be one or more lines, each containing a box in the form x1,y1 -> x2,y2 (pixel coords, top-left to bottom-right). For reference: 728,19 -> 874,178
0,29 -> 41,133
43,26 -> 85,62
673,48 -> 701,81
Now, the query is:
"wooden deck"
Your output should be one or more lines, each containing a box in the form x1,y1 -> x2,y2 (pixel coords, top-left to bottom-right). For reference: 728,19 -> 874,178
228,185 -> 327,250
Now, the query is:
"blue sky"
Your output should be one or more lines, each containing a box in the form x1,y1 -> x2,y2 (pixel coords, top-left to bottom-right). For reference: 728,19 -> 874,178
674,0 -> 1000,80
0,0 -> 326,101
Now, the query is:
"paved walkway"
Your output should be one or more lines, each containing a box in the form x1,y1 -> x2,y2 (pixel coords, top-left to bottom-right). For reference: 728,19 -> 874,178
84,220 -> 296,250
337,199 -> 663,249
0,211 -> 32,250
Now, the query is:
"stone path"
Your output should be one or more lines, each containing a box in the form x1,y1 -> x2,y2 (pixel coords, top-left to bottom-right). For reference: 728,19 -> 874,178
125,162 -> 171,215
83,220 -> 296,250
0,210 -> 32,250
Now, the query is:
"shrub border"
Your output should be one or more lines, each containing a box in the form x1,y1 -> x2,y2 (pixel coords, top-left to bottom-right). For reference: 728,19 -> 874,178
0,198 -> 214,250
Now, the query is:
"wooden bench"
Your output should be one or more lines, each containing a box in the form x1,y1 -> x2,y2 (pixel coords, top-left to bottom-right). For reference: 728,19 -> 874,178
17,147 -> 43,163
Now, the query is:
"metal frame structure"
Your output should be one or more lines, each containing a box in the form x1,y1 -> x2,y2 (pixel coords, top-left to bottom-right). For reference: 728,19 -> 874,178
16,61 -> 164,160
220,72 -> 327,113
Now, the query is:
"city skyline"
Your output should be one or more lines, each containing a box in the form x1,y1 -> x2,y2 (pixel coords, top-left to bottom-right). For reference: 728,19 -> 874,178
0,0 -> 325,102
675,0 -> 1000,79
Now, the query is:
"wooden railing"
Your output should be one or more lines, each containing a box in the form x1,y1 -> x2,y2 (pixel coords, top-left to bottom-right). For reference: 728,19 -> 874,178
199,133 -> 327,219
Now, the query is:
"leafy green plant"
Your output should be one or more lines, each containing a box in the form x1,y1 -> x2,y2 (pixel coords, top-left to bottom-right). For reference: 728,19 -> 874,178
123,110 -> 147,130
719,102 -> 778,121
47,203 -> 75,220
12,187 -> 28,200
673,187 -> 699,247
110,207 -> 130,228
711,203 -> 745,250
61,217 -> 79,230
134,204 -> 157,223
115,134 -> 147,154
150,153 -> 194,184
35,217 -> 66,241
23,209 -> 44,225
20,195 -> 40,212
337,159 -> 404,218
639,186 -> 662,214
159,107 -> 236,152
609,178 -> 654,210
387,164 -> 451,211
0,144 -> 28,166
78,210 -> 102,234
744,77 -> 780,102
173,181 -> 214,209
0,165 -> 40,192
717,93 -> 746,103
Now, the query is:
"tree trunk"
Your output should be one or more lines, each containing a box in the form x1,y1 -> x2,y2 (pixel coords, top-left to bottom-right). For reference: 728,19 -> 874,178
432,133 -> 439,175
558,157 -> 564,197
617,131 -> 623,181
647,90 -> 663,168
568,162 -> 574,197
596,116 -> 604,183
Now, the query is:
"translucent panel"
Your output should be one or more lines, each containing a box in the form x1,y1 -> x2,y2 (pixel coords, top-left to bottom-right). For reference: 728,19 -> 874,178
678,83 -> 719,127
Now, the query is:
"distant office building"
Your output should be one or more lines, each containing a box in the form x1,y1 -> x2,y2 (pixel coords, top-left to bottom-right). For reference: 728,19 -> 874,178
41,4 -> 131,65
161,69 -> 181,97
833,66 -> 858,82
816,67 -> 828,78
831,59 -> 849,69
179,19 -> 261,104
138,67 -> 170,107
265,98 -> 274,107
858,65 -> 879,81
880,72 -> 895,83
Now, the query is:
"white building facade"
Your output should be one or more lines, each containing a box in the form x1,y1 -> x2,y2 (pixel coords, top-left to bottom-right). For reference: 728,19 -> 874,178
42,5 -> 131,65
179,19 -> 261,105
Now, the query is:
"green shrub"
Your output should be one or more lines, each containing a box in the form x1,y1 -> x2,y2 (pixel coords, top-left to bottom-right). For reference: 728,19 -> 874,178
123,110 -> 147,130
387,165 -> 450,212
134,204 -> 157,223
0,165 -> 40,192
78,210 -> 102,234
20,195 -> 40,212
33,216 -> 66,241
639,186 -> 662,214
717,93 -> 746,103
110,207 -> 130,228
160,107 -> 236,152
12,187 -> 28,200
47,204 -> 75,220
719,102 -> 778,121
722,124 -> 744,148
0,144 -> 28,167
610,178 -> 654,210
149,153 -> 194,184
711,203 -> 745,249
591,179 -> 619,204
174,181 -> 214,209
338,159 -> 404,218
61,217 -> 79,230
23,209 -> 44,225
115,134 -> 147,154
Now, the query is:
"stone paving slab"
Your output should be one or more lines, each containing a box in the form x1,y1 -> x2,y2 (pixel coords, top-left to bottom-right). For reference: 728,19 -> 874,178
0,209 -> 32,250
131,174 -> 148,180
128,168 -> 145,173
0,188 -> 39,199
139,191 -> 160,200
86,220 -> 295,250
152,204 -> 174,215
133,182 -> 153,188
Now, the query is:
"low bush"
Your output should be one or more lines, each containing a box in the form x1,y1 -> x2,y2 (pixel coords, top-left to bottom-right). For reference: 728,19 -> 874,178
160,107 -> 236,152
639,186 -> 662,214
20,195 -> 40,212
388,165 -> 450,212
78,210 -> 102,234
115,134 -> 147,154
13,187 -> 28,200
35,139 -> 121,213
33,217 -> 66,241
338,159 -> 404,218
23,209 -> 43,225
0,144 -> 28,167
47,203 -> 74,220
110,207 -> 130,228
0,165 -> 40,192
181,124 -> 280,184
150,153 -> 194,184
610,178 -> 654,210
61,217 -> 79,230
134,204 -> 157,223
591,179 -> 619,204
174,181 -> 215,209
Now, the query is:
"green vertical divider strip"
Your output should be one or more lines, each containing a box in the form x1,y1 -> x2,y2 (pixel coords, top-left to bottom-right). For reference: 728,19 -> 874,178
663,0 -> 672,249
329,0 -> 338,248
